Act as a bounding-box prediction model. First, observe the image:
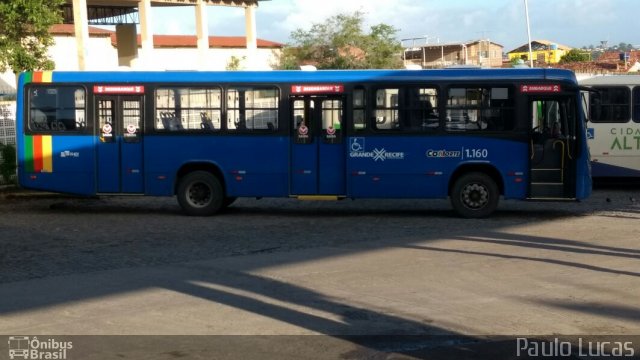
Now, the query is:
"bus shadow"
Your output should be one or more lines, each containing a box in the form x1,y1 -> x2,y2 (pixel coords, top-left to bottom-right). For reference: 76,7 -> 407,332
532,300 -> 640,322
36,196 -> 591,221
402,230 -> 640,278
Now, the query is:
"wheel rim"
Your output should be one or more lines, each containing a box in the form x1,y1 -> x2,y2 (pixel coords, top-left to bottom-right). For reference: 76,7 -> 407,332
186,182 -> 212,208
460,183 -> 489,210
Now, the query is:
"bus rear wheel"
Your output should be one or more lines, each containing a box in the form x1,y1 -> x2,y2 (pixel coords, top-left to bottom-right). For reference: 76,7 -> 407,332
177,171 -> 224,216
451,172 -> 499,218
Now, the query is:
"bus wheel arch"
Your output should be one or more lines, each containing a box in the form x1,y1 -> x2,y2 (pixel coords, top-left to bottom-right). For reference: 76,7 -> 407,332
175,163 -> 227,216
449,165 -> 503,218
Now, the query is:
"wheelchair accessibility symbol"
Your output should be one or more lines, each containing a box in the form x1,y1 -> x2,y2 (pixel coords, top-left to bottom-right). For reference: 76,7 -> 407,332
587,128 -> 594,140
350,137 -> 364,152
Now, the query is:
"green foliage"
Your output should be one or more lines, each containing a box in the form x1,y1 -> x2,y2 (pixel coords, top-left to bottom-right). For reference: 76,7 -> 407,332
0,0 -> 64,74
226,55 -> 246,70
560,49 -> 590,64
280,12 -> 403,70
0,143 -> 16,184
510,57 -> 523,65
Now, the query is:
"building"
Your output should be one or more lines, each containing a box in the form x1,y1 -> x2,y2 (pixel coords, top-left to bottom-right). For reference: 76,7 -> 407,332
507,40 -> 572,65
0,24 -> 283,151
52,24 -> 283,71
0,24 -> 284,94
403,39 -> 504,69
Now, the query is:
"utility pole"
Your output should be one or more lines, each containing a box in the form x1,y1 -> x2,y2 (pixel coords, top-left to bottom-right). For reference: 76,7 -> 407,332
524,0 -> 534,67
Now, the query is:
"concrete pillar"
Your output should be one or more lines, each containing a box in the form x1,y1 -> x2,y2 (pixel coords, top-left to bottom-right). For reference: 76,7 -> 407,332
138,0 -> 153,67
195,0 -> 209,68
116,24 -> 138,67
244,4 -> 257,68
72,0 -> 89,70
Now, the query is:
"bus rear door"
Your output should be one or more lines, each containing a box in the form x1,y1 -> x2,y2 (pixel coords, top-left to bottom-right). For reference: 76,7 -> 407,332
95,87 -> 144,194
525,85 -> 578,199
290,86 -> 346,196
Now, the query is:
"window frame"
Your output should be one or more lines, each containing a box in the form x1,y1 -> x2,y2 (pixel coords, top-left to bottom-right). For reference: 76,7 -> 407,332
372,87 -> 400,131
632,87 -> 640,123
226,86 -> 280,132
444,85 -> 515,132
25,84 -> 88,134
370,85 -> 441,133
403,86 -> 440,132
589,86 -> 631,123
154,86 -> 223,132
352,86 -> 367,132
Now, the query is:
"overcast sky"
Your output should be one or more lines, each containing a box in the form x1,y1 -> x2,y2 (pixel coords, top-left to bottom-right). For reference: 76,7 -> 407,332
151,0 -> 638,51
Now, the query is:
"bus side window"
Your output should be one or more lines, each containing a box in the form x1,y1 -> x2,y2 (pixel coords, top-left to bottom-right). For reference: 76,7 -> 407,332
228,87 -> 279,131
352,87 -> 366,131
406,87 -> 439,131
28,86 -> 85,132
374,88 -> 399,130
589,86 -> 630,123
446,87 -> 513,131
155,87 -> 221,132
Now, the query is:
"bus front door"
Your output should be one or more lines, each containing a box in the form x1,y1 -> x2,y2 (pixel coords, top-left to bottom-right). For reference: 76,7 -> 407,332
529,97 -> 577,199
290,96 -> 346,196
96,96 -> 144,193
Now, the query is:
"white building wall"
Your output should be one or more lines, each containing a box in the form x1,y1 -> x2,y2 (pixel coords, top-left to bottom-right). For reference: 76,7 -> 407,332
0,33 -> 281,151
49,36 -> 119,71
150,47 -> 280,70
1,35 -> 282,91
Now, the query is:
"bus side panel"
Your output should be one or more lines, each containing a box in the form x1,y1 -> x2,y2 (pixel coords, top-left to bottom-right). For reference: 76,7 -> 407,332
587,123 -> 640,177
18,135 -> 97,196
346,136 -> 529,200
143,135 -> 289,197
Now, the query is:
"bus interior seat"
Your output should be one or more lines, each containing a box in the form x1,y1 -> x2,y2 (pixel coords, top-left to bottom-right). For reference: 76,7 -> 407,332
267,122 -> 275,130
160,111 -> 183,131
200,112 -> 215,130
235,118 -> 247,130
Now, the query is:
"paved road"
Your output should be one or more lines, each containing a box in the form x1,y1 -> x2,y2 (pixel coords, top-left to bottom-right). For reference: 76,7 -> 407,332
1,187 -> 639,358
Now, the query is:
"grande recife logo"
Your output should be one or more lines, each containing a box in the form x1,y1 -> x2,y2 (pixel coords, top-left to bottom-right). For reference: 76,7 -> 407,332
349,137 -> 404,162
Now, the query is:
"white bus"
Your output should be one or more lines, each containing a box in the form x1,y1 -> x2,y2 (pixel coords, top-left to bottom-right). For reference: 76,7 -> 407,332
580,75 -> 640,177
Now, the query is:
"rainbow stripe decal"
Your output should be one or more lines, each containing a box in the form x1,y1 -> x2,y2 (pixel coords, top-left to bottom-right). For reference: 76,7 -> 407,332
23,71 -> 53,84
24,135 -> 53,173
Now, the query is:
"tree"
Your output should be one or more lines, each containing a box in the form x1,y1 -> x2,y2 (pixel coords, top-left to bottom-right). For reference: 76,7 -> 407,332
0,143 -> 16,184
0,0 -> 64,75
279,12 -> 403,70
560,49 -> 590,63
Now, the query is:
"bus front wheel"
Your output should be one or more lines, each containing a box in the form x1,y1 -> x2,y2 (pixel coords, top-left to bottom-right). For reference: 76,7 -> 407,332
177,171 -> 224,216
451,172 -> 499,218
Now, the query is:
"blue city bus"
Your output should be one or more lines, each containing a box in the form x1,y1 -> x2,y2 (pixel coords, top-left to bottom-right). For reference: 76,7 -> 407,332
16,68 -> 591,218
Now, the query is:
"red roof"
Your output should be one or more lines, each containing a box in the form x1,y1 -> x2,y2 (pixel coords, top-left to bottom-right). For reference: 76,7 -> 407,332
597,50 -> 640,63
49,24 -> 283,49
113,34 -> 283,48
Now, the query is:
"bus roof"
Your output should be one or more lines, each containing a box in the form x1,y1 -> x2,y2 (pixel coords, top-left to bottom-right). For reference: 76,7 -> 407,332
579,75 -> 640,86
22,68 -> 578,85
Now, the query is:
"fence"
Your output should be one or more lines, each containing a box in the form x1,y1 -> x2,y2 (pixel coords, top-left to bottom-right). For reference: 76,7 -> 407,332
0,101 -> 17,184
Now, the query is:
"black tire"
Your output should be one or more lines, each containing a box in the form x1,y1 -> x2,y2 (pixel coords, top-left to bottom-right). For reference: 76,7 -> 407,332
177,171 -> 224,216
450,172 -> 499,218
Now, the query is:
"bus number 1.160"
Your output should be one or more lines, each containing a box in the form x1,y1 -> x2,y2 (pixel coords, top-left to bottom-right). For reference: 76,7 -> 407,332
464,148 -> 488,159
